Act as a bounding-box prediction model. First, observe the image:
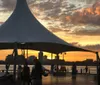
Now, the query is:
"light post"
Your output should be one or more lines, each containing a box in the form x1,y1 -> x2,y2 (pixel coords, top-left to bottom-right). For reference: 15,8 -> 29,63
62,52 -> 66,60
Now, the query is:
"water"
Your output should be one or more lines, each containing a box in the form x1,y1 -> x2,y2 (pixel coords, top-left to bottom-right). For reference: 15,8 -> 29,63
0,65 -> 97,74
0,65 -> 97,85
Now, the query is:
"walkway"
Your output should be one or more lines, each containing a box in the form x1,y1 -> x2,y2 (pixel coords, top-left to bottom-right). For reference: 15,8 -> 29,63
0,74 -> 98,85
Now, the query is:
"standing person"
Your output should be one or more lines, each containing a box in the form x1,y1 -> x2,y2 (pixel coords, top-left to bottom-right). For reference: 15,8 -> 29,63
31,58 -> 43,85
85,65 -> 88,74
17,65 -> 22,80
80,68 -> 82,74
51,64 -> 54,74
22,60 -> 30,85
5,64 -> 10,74
72,63 -> 77,79
98,66 -> 100,85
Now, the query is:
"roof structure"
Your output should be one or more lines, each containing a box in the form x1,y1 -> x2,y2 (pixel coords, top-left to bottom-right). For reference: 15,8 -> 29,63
0,0 -> 94,53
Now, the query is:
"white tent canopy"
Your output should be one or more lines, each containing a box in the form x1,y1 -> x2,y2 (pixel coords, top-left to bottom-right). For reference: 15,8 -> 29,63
0,0 -> 94,53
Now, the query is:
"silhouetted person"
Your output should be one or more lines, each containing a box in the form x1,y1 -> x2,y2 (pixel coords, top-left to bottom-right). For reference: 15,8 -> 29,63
17,65 -> 22,80
31,58 -> 43,85
51,64 -> 54,74
72,63 -> 77,79
59,66 -> 66,72
85,65 -> 88,74
98,66 -> 100,85
22,60 -> 30,85
53,65 -> 59,72
80,68 -> 82,74
5,64 -> 10,74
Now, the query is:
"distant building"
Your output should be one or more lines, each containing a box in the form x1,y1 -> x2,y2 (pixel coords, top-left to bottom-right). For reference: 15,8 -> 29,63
5,54 -> 25,64
84,59 -> 93,63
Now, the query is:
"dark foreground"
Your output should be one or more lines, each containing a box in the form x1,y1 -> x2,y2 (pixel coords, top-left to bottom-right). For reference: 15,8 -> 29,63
0,74 -> 98,85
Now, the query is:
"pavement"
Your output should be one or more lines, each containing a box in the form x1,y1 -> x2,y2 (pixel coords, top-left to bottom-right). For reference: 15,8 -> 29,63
0,74 -> 98,85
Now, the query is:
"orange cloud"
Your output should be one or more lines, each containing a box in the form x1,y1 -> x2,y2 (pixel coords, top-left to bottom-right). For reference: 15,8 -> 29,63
66,1 -> 100,25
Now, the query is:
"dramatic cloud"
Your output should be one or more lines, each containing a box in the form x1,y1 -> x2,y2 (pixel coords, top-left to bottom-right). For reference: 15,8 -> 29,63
69,25 -> 100,36
70,42 -> 81,47
0,0 -> 100,37
30,0 -> 100,36
70,42 -> 100,51
0,0 -> 33,11
30,0 -> 63,18
66,2 -> 100,25
82,44 -> 100,51
0,0 -> 16,11
48,27 -> 64,33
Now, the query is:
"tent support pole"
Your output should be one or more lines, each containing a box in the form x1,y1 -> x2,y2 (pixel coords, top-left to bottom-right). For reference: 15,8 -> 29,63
51,53 -> 53,60
27,45 -> 28,58
56,54 -> 59,73
13,43 -> 18,81
96,52 -> 99,85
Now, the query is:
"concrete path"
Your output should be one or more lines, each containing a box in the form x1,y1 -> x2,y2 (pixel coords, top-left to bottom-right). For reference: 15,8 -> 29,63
0,74 -> 98,85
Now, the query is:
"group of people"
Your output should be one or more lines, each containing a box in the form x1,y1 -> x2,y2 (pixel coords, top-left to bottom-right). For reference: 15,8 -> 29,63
17,58 -> 49,85
51,64 -> 67,73
71,63 -> 90,79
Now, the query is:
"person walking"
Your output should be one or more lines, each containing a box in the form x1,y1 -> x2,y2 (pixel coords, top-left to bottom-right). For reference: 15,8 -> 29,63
72,63 -> 77,79
31,58 -> 45,85
22,60 -> 30,85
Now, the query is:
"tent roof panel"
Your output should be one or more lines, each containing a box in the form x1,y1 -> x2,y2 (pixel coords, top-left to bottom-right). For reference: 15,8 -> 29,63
0,0 -> 95,53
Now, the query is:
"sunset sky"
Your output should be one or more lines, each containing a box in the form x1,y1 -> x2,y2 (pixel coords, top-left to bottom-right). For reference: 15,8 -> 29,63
0,0 -> 100,61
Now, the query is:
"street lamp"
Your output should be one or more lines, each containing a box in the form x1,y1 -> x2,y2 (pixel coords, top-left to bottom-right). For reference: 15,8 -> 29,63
62,52 -> 66,60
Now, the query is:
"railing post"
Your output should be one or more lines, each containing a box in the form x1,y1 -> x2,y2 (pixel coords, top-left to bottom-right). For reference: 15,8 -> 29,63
96,52 -> 99,85
13,43 -> 18,81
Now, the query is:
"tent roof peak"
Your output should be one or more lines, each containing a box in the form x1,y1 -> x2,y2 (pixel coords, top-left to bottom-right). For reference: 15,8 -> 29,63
0,0 -> 95,53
